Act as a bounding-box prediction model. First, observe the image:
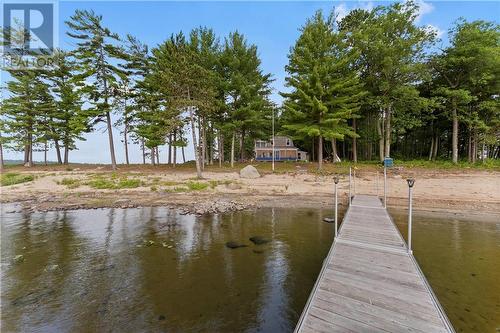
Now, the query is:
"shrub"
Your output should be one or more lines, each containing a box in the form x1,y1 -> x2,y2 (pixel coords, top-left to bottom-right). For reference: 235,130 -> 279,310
0,173 -> 34,186
60,178 -> 80,188
186,181 -> 208,191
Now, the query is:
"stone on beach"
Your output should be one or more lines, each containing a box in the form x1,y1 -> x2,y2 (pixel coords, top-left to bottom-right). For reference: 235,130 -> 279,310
239,165 -> 260,179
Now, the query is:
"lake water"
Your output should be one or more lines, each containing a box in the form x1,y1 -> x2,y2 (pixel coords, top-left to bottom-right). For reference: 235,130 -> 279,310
1,204 -> 498,332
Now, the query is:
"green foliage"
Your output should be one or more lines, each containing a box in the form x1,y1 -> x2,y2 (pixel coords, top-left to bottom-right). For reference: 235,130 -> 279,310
59,178 -> 81,188
282,10 -> 365,168
0,173 -> 34,186
88,177 -> 142,189
186,181 -> 209,191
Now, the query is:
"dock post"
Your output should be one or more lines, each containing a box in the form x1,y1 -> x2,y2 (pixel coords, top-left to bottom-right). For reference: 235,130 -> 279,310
407,178 -> 415,254
348,167 -> 352,205
334,176 -> 339,238
384,166 -> 387,208
353,169 -> 356,195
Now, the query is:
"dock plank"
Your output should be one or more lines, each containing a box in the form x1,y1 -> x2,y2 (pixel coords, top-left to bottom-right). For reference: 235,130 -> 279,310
295,195 -> 454,333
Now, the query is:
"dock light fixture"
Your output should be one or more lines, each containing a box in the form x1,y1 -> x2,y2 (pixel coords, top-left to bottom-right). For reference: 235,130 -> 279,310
406,178 -> 415,254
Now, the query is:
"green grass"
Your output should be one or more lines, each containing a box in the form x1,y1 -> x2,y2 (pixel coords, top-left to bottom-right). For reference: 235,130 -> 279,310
88,177 -> 143,189
186,181 -> 209,191
59,178 -> 81,189
0,173 -> 34,186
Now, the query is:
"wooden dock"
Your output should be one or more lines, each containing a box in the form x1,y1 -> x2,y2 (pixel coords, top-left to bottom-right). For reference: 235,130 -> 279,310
295,194 -> 454,333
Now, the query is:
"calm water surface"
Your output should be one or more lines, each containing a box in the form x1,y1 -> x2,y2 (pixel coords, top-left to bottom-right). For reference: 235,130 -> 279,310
1,205 -> 335,332
1,205 -> 499,332
390,210 -> 500,333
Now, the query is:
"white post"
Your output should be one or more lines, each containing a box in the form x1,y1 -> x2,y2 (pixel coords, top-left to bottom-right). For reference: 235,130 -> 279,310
353,169 -> 356,195
334,176 -> 339,238
384,166 -> 387,208
272,109 -> 275,172
348,167 -> 352,205
407,178 -> 415,254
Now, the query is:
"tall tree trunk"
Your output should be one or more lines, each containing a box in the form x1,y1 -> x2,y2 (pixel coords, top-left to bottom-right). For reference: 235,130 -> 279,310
64,145 -> 69,164
231,131 -> 235,168
0,140 -> 3,172
106,111 -> 117,170
331,138 -> 339,163
182,146 -> 186,164
24,145 -> 29,164
472,131 -> 477,163
218,132 -> 222,168
168,134 -> 172,165
318,136 -> 323,169
173,130 -> 177,168
451,99 -> 459,164
384,104 -> 392,158
0,136 -> 4,172
124,123 -> 129,165
311,137 -> 315,162
54,140 -> 62,164
428,136 -> 434,161
156,147 -> 160,165
352,118 -> 357,163
141,138 -> 146,165
189,105 -> 202,178
151,148 -> 155,165
377,114 -> 384,162
202,117 -> 207,166
239,129 -> 245,161
432,135 -> 439,161
27,132 -> 33,167
209,122 -> 214,165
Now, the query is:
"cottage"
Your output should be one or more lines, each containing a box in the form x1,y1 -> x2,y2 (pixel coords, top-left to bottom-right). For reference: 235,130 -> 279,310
255,136 -> 308,162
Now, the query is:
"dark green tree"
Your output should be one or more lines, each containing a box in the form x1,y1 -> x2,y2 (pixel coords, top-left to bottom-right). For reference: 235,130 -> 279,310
66,10 -> 126,169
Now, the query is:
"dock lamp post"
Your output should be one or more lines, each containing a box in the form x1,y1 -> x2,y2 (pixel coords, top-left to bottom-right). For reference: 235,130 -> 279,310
348,167 -> 352,205
334,176 -> 339,238
272,108 -> 275,172
406,178 -> 415,254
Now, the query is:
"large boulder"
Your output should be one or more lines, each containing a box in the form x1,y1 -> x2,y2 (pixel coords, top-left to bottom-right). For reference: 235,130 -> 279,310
239,165 -> 260,179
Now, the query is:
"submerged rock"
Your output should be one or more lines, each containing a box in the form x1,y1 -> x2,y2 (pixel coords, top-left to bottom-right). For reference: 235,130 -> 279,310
225,241 -> 248,249
12,255 -> 24,264
239,165 -> 260,179
158,315 -> 166,321
249,236 -> 270,245
45,264 -> 62,273
323,217 -> 335,223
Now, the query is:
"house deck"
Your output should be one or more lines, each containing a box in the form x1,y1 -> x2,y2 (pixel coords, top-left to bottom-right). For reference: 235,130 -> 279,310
295,194 -> 454,333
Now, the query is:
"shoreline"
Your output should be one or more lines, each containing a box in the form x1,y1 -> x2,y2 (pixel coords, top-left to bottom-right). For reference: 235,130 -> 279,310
1,167 -> 499,217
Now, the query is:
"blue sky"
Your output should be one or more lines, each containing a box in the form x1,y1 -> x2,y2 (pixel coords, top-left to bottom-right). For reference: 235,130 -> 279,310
2,1 -> 499,164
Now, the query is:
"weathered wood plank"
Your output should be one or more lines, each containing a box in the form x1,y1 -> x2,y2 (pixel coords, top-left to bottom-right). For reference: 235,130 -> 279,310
295,195 -> 454,333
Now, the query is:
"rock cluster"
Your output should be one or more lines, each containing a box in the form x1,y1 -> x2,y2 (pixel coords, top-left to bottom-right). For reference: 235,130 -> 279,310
180,200 -> 251,215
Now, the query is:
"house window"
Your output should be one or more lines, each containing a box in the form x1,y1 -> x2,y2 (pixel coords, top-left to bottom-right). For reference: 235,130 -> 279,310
286,139 -> 290,146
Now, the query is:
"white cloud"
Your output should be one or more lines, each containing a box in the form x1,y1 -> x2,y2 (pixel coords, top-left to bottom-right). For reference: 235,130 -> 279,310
414,0 -> 434,22
333,2 -> 374,23
334,4 -> 349,22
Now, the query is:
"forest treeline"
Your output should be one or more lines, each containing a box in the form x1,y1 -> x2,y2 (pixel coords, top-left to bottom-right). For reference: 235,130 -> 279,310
1,1 -> 498,174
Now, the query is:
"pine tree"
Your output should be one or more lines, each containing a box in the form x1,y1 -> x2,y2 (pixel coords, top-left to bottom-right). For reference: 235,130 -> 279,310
66,10 -> 126,169
45,50 -> 88,164
282,10 -> 364,169
220,31 -> 272,164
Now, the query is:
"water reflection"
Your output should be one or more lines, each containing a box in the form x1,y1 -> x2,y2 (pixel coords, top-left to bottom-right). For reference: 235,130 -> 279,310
1,205 -> 334,332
